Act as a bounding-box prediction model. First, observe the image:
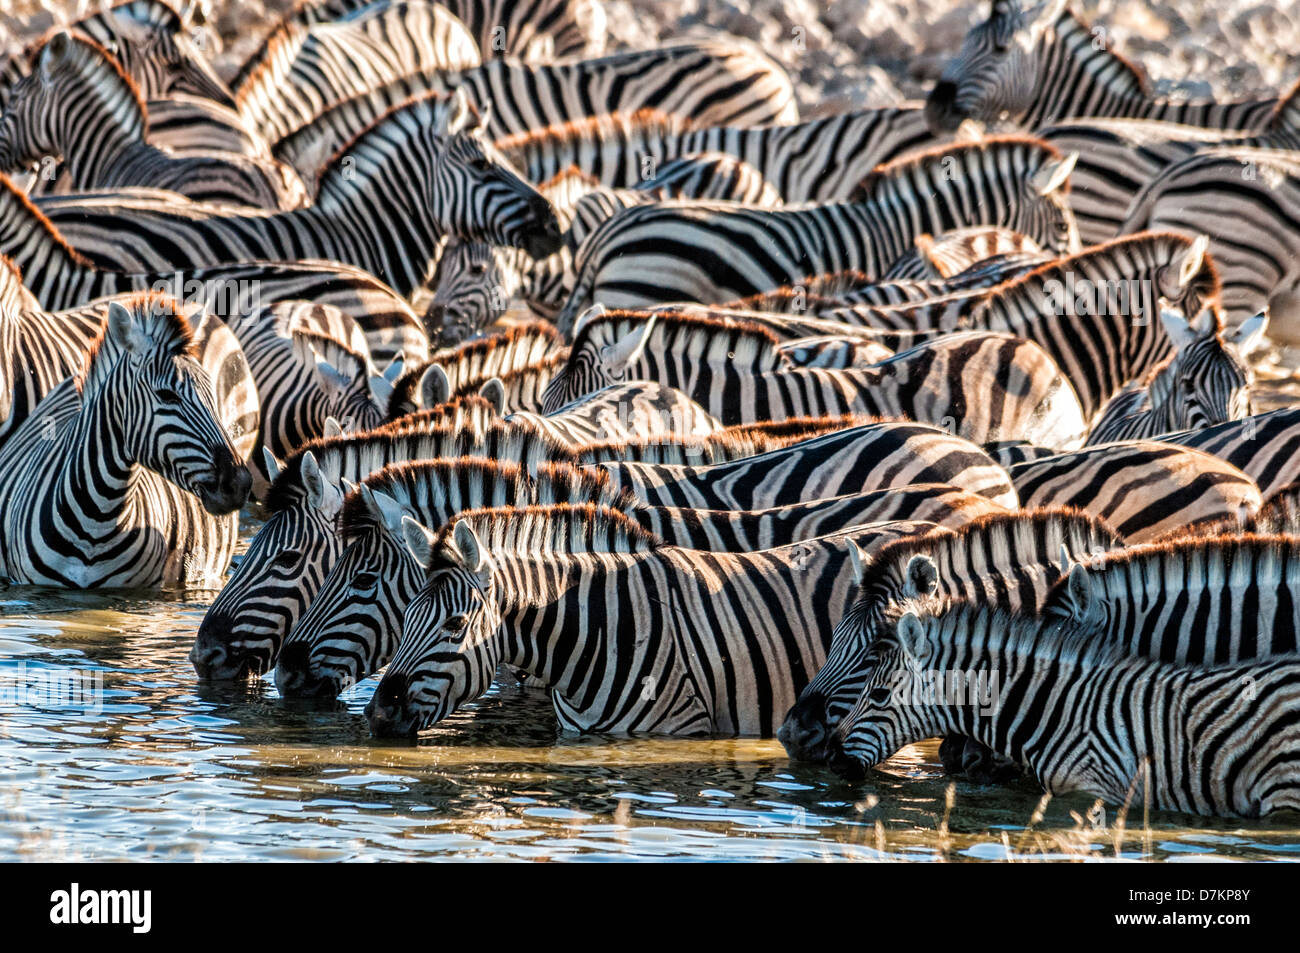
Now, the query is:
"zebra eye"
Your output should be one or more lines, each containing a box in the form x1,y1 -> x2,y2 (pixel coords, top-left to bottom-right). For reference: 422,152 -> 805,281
443,615 -> 469,637
272,549 -> 300,568
353,572 -> 379,590
156,387 -> 182,404
468,157 -> 491,173
469,261 -> 488,275
867,686 -> 892,705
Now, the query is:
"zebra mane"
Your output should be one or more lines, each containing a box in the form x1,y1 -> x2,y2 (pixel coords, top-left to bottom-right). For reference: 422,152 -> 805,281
315,90 -> 475,204
0,175 -> 95,268
437,503 -> 664,555
853,135 -> 1066,201
490,351 -> 567,387
424,321 -> 564,390
1040,3 -> 1152,97
577,432 -> 784,466
80,0 -> 188,34
995,231 -> 1222,302
1043,533 -> 1300,625
1268,75 -> 1300,132
539,165 -> 602,193
721,269 -> 876,310
267,417 -> 575,513
292,329 -> 369,384
31,29 -> 149,125
721,414 -> 882,444
385,393 -> 501,428
78,291 -> 194,391
493,108 -> 691,152
574,309 -> 789,374
1252,484 -> 1300,534
883,599 -> 1124,671
861,507 -> 1121,598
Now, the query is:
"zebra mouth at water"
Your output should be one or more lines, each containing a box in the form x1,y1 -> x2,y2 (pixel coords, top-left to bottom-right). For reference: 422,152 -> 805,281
192,464 -> 253,516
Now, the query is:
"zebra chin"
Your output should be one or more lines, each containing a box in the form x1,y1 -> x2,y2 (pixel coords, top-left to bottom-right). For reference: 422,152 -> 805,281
274,643 -> 349,700
777,696 -> 833,763
365,675 -> 423,739
190,620 -> 272,681
825,740 -> 871,783
923,81 -> 965,134
192,456 -> 253,516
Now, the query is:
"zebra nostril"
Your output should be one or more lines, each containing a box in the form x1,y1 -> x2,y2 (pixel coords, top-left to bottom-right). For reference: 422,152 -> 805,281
924,81 -> 962,133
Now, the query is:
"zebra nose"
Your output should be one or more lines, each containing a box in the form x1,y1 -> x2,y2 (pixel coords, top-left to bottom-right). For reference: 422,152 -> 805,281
191,624 -> 254,681
826,740 -> 868,782
366,675 -> 417,737
777,696 -> 830,762
422,302 -> 447,339
925,81 -> 961,134
274,642 -> 340,699
522,200 -> 563,259
196,455 -> 252,516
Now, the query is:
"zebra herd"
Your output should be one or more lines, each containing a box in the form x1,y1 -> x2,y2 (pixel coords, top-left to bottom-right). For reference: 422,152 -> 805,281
2,0 -> 1300,821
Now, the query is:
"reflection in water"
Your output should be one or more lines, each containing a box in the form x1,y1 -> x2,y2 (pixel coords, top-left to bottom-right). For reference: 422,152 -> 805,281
2,373 -> 1300,861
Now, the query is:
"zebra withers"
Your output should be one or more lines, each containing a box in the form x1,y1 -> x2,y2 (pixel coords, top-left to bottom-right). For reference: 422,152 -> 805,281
825,602 -> 1300,818
925,0 -> 1277,134
0,294 -> 250,588
367,504 -> 928,737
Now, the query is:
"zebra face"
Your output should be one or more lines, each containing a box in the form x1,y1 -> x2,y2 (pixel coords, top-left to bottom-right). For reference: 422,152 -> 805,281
432,123 -> 563,261
925,0 -> 1054,133
134,352 -> 250,516
425,240 -> 518,346
368,521 -> 501,737
191,506 -> 341,680
1159,308 -> 1262,431
0,69 -> 56,173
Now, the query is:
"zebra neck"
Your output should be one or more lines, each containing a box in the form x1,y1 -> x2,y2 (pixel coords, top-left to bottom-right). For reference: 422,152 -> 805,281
1143,361 -> 1179,427
45,382 -> 144,532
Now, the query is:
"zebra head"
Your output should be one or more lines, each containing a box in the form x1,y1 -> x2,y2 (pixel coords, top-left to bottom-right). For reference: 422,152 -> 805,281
780,545 -> 940,763
190,449 -> 343,680
925,0 -> 1068,133
1156,305 -> 1266,431
276,485 -> 423,700
428,90 -> 563,261
826,609 -> 947,781
92,2 -> 236,106
367,518 -> 501,737
424,238 -> 521,347
0,31 -> 92,175
87,298 -> 250,516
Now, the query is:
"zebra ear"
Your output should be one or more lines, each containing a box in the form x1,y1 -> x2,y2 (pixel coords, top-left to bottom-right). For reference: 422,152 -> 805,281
383,358 -> 405,384
364,486 -> 406,534
1030,152 -> 1077,196
846,539 -> 867,586
478,378 -> 506,414
368,372 -> 394,407
1066,562 -> 1097,621
437,87 -> 473,137
452,519 -> 488,578
903,555 -> 939,599
896,612 -> 929,664
299,450 -> 343,516
322,416 -> 344,439
420,364 -> 452,408
1231,310 -> 1269,354
106,300 -> 146,357
1176,235 -> 1210,289
600,316 -> 657,374
571,303 -> 607,338
401,515 -> 438,569
39,32 -> 70,82
262,447 -> 285,481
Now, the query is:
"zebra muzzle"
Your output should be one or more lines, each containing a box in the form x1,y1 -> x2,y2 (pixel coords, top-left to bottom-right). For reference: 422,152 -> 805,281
777,696 -> 832,763
194,459 -> 253,516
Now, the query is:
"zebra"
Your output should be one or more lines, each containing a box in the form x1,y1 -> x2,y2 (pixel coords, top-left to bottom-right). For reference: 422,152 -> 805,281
0,32 -> 306,209
825,601 -> 1300,817
925,0 -> 1278,134
508,381 -> 722,448
31,92 -> 563,297
259,0 -> 604,69
189,415 -> 577,679
420,238 -> 525,346
591,418 -> 1021,511
367,503 -> 929,736
779,508 -> 1123,763
1086,306 -> 1266,444
495,106 -> 935,202
798,231 -> 1222,420
542,312 -> 1087,448
233,1 -> 483,144
1118,147 -> 1300,335
0,294 -> 250,588
1008,440 -> 1263,542
1160,408 -> 1300,499
554,136 -> 1080,324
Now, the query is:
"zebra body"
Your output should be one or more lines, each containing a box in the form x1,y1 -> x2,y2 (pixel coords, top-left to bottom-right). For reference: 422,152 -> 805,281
1161,408 -> 1300,499
0,32 -> 304,209
368,505 -> 927,736
780,509 -> 1123,762
554,137 -> 1079,322
926,0 -> 1277,134
592,419 -> 1020,511
0,296 -> 249,588
189,416 -> 576,679
1009,441 -> 1263,542
497,106 -> 934,202
32,91 -> 563,296
510,381 -> 722,448
827,603 -> 1300,818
